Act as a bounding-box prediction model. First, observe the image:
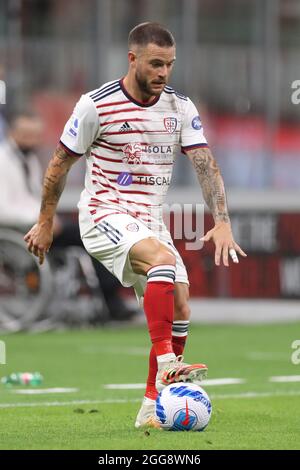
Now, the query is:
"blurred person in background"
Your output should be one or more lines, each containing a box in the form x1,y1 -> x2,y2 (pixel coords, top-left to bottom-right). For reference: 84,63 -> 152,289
0,111 -> 137,321
0,65 -> 6,141
0,112 -> 6,142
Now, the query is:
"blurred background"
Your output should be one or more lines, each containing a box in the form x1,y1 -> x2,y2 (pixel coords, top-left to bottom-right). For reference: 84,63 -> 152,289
0,0 -> 300,330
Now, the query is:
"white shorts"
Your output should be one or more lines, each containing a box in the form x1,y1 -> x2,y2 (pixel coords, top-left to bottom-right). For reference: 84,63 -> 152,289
81,213 -> 189,302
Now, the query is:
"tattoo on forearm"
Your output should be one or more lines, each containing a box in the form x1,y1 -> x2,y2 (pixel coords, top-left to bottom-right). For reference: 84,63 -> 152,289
39,144 -> 75,222
189,147 -> 230,223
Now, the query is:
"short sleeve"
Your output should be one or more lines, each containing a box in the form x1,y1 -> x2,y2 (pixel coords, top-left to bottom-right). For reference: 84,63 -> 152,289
60,94 -> 99,156
180,98 -> 208,154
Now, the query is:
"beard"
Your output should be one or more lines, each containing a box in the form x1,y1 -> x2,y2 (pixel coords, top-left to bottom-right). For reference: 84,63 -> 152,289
135,70 -> 165,97
19,145 -> 36,156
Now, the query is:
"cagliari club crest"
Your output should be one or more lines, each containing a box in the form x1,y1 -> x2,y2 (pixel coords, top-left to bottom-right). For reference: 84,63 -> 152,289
164,117 -> 177,134
122,143 -> 143,165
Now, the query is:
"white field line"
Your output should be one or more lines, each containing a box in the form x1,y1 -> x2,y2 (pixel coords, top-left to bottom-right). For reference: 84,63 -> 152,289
80,346 -> 149,356
203,378 -> 246,386
210,390 -> 300,399
270,375 -> 300,383
104,384 -> 145,390
1,390 -> 300,409
11,388 -> 79,395
0,398 -> 141,409
104,378 -> 246,389
246,352 -> 288,361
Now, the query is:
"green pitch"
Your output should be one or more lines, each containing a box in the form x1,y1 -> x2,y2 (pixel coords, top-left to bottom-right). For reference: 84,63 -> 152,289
0,322 -> 300,450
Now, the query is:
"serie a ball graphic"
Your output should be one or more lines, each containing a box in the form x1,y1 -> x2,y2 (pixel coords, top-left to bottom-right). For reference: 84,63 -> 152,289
155,382 -> 212,431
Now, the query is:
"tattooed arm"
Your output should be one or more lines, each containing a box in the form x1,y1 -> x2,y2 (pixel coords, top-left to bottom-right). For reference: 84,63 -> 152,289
187,147 -> 229,224
186,146 -> 246,266
24,144 -> 78,264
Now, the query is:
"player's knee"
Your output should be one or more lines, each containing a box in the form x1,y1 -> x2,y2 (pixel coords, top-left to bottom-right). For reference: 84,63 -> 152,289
174,301 -> 191,320
130,238 -> 176,275
151,248 -> 176,268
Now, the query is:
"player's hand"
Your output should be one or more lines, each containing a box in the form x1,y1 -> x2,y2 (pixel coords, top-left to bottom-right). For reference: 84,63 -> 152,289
24,222 -> 54,265
200,222 -> 247,267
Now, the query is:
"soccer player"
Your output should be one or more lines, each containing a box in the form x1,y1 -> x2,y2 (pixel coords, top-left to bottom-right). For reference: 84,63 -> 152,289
24,22 -> 246,428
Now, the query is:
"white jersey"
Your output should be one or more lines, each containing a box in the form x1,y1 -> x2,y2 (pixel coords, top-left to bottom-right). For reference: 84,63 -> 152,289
60,78 -> 208,236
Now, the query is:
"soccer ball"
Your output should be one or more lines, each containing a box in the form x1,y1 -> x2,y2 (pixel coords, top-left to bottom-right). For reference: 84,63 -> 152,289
155,382 -> 212,431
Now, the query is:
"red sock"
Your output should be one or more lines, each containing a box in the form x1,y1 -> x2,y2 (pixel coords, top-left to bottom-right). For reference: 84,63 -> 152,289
143,265 -> 176,357
143,265 -> 176,401
145,345 -> 158,400
172,320 -> 190,356
172,335 -> 187,357
145,335 -> 188,400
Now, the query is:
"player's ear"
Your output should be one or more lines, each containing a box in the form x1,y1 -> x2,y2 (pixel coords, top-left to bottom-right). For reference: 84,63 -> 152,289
128,51 -> 137,65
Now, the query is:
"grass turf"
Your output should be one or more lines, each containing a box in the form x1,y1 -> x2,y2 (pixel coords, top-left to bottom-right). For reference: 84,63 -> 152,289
0,323 -> 300,449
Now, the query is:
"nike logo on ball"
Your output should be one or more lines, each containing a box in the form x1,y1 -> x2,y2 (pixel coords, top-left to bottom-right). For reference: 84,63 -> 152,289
181,399 -> 190,426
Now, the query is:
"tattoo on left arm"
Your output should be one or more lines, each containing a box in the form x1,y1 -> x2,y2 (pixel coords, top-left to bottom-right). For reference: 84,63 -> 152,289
38,143 -> 77,226
187,147 -> 230,223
